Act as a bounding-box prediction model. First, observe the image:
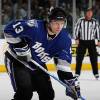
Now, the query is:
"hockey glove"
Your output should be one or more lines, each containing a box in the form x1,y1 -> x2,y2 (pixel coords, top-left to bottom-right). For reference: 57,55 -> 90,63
14,44 -> 32,62
65,77 -> 81,99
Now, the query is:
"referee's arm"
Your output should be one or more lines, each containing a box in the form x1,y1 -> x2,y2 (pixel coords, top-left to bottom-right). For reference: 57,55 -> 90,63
74,18 -> 81,40
74,18 -> 82,45
95,21 -> 100,46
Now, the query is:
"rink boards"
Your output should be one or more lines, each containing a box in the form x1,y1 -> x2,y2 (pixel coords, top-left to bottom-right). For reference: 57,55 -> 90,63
0,39 -> 100,72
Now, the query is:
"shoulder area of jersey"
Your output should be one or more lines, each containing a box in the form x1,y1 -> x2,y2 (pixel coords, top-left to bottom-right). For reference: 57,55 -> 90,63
78,17 -> 85,20
26,19 -> 38,27
26,19 -> 45,27
60,29 -> 71,42
61,28 -> 70,36
92,18 -> 98,22
58,31 -> 71,49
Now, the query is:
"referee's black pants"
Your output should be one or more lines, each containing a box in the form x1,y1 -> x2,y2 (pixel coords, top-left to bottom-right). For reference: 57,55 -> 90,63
75,40 -> 98,76
5,51 -> 55,100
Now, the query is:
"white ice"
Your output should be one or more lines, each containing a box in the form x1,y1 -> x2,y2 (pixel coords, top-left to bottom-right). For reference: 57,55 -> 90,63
0,71 -> 100,100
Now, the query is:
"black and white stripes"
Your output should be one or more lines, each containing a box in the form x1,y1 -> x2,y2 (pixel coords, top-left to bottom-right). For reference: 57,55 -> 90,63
74,17 -> 100,41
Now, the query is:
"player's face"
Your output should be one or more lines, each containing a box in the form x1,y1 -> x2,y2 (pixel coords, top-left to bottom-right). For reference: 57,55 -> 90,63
49,20 -> 65,34
86,10 -> 93,20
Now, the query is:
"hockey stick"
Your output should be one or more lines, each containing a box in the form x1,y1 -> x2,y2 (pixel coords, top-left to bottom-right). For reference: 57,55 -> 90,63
30,59 -> 77,98
7,49 -> 85,100
29,59 -> 85,100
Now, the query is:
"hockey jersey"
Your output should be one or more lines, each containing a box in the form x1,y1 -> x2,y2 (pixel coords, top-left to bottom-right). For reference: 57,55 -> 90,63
4,19 -> 72,66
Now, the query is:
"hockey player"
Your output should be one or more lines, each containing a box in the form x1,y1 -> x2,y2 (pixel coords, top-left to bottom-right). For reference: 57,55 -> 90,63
4,7 -> 81,100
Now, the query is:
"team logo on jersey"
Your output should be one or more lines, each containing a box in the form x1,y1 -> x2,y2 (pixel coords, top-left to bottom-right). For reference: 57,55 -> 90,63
32,42 -> 51,62
27,20 -> 38,27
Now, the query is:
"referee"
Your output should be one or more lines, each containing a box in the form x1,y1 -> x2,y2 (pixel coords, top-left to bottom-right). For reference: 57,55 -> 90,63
74,8 -> 100,79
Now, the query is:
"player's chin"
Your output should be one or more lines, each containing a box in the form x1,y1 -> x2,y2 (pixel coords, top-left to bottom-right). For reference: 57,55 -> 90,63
55,30 -> 61,33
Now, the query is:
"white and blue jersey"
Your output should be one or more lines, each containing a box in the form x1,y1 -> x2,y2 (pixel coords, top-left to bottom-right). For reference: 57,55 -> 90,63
4,19 -> 72,72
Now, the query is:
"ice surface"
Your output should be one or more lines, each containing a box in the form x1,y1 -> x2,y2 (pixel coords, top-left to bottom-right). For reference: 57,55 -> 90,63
0,71 -> 100,100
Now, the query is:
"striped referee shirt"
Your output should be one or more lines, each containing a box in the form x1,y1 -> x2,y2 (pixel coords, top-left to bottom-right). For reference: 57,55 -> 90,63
74,17 -> 100,41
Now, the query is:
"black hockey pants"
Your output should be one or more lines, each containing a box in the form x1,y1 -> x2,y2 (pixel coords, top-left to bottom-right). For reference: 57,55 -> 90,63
5,51 -> 55,100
